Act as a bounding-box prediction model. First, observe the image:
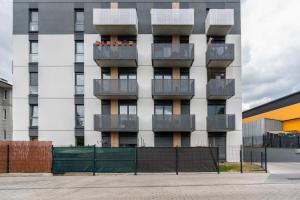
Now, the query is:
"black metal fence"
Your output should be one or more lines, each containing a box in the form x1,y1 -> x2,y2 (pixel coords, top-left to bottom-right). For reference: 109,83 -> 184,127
243,135 -> 300,148
52,146 -> 219,175
241,147 -> 267,173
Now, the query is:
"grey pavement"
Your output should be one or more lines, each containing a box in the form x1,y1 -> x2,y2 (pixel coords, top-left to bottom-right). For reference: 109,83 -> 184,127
267,162 -> 300,174
0,173 -> 300,200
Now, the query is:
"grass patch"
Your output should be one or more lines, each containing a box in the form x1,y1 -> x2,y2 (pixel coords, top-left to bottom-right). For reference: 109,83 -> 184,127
219,162 -> 264,172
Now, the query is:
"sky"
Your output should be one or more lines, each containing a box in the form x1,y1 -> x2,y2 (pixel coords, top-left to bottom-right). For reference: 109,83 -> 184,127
1,0 -> 300,110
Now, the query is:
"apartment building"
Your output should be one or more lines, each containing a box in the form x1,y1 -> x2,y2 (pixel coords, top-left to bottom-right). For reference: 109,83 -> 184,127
13,0 -> 242,161
0,78 -> 12,140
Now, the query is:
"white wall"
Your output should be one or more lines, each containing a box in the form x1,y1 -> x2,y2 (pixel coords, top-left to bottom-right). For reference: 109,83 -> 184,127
12,32 -> 242,156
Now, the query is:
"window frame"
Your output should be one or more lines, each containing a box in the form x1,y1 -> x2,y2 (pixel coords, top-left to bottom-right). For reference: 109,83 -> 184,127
75,104 -> 84,128
29,105 -> 38,128
29,9 -> 39,32
3,109 -> 7,120
74,9 -> 84,32
75,72 -> 84,95
75,41 -> 84,63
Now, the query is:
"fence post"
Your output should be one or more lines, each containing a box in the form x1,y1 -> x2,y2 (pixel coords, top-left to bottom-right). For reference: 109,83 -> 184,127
298,136 -> 300,148
260,152 -> 263,168
51,145 -> 54,174
175,146 -> 178,175
6,144 -> 10,173
93,145 -> 96,176
279,136 -> 282,148
217,147 -> 220,174
250,150 -> 253,165
134,147 -> 138,175
252,136 -> 254,147
240,148 -> 243,173
264,146 -> 268,173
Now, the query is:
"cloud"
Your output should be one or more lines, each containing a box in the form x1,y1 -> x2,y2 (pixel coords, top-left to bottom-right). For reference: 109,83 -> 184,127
241,0 -> 300,110
0,0 -> 12,83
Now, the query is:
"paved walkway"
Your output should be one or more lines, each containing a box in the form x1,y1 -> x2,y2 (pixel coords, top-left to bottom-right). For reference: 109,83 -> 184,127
0,173 -> 300,200
268,162 -> 300,174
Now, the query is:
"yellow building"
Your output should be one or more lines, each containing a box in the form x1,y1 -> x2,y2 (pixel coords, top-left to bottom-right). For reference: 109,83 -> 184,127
243,91 -> 300,133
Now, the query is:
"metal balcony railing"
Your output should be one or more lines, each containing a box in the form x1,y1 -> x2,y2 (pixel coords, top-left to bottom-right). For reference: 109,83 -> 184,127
94,44 -> 138,67
152,79 -> 194,99
152,114 -> 195,132
152,43 -> 194,67
94,114 -> 139,132
93,8 -> 138,35
207,114 -> 235,132
94,79 -> 138,99
207,79 -> 235,100
206,43 -> 234,68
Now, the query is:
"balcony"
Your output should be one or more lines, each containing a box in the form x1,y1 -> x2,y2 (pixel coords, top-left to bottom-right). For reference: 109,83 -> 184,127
152,79 -> 194,100
94,114 -> 139,132
94,79 -> 138,100
152,43 -> 194,67
151,9 -> 194,35
93,8 -> 138,35
206,43 -> 234,68
207,79 -> 235,100
93,44 -> 138,67
205,9 -> 234,36
152,115 -> 195,132
207,114 -> 235,132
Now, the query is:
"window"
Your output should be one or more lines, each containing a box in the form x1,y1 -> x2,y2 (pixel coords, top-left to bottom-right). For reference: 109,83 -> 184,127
29,41 -> 38,63
3,89 -> 7,100
75,73 -> 84,95
154,102 -> 172,115
75,105 -> 84,128
75,41 -> 84,63
3,109 -> 7,120
29,72 -> 38,95
119,104 -> 137,115
29,105 -> 38,128
119,72 -> 137,93
208,104 -> 225,116
75,10 -> 84,32
76,136 -> 84,146
29,10 -> 38,32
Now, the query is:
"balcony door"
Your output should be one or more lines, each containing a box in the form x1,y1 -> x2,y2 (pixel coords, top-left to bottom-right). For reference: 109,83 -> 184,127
119,72 -> 136,93
101,70 -> 111,93
154,103 -> 172,116
119,101 -> 137,130
154,69 -> 172,93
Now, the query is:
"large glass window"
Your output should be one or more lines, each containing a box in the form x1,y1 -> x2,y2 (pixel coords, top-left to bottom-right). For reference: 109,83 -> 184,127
75,73 -> 84,95
29,41 -> 38,63
154,103 -> 172,115
75,41 -> 84,63
119,104 -> 137,115
29,105 -> 38,128
75,105 -> 84,128
29,72 -> 38,95
75,10 -> 84,32
119,72 -> 137,93
29,10 -> 38,32
208,104 -> 225,116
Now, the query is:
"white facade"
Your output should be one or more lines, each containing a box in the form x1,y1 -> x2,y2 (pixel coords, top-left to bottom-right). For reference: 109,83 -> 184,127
12,4 -> 242,162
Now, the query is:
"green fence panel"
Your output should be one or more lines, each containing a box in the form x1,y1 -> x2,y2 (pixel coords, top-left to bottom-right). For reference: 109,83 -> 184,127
95,148 -> 135,173
52,147 -> 94,173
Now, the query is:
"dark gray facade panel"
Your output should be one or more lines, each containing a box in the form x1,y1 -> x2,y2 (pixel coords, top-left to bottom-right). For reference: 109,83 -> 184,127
29,95 -> 38,104
137,2 -> 153,34
29,128 -> 38,137
74,32 -> 84,40
39,3 -> 74,34
29,32 -> 39,40
74,95 -> 84,105
74,63 -> 84,72
75,128 -> 84,136
14,1 -> 241,35
29,63 -> 38,72
13,3 -> 29,34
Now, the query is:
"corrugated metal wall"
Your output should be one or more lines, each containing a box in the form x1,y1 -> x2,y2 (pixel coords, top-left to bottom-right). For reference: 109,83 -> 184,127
243,119 -> 282,137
